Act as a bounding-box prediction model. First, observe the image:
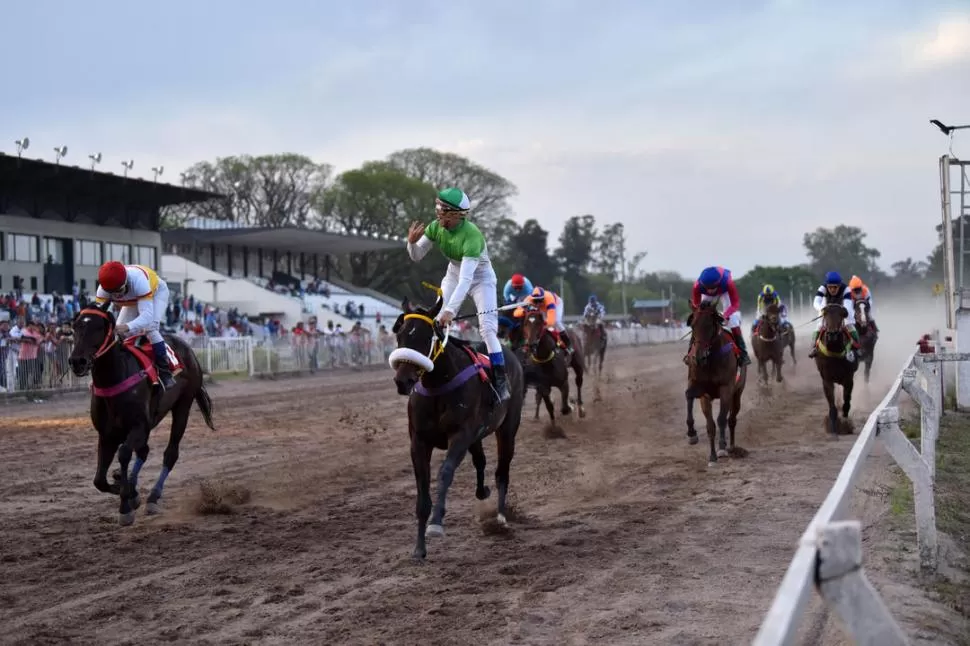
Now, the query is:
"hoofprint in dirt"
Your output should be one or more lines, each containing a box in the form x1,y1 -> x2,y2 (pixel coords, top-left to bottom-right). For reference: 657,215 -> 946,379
0,343 -> 906,645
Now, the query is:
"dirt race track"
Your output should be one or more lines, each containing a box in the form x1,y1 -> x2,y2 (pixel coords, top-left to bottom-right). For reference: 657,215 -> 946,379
0,340 -> 908,645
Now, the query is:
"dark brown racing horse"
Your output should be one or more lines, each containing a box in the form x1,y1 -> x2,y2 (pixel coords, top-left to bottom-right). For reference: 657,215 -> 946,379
750,303 -> 787,384
684,301 -> 747,465
813,303 -> 859,436
68,304 -> 215,526
520,309 -> 587,424
389,294 -> 525,560
580,313 -> 608,376
853,299 -> 878,384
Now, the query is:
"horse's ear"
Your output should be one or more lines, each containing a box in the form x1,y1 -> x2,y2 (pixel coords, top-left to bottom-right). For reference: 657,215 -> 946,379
429,294 -> 443,318
98,300 -> 111,312
401,297 -> 411,313
392,313 -> 405,334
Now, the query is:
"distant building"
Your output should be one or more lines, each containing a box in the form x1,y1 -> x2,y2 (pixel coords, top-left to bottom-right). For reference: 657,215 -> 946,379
631,298 -> 672,325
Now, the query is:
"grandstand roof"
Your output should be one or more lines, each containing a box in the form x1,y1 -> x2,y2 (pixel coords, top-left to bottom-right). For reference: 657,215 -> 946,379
161,226 -> 400,254
0,153 -> 224,206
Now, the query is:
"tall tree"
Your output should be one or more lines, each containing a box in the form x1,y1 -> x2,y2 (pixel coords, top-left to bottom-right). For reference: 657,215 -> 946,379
594,222 -> 625,280
161,154 -> 332,229
890,257 -> 929,288
316,162 -> 436,296
507,219 -> 559,289
385,147 -> 517,238
802,225 -> 882,281
556,214 -> 598,313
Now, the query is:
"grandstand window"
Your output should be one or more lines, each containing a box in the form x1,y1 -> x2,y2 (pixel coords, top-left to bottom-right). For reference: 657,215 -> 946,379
105,243 -> 130,263
44,238 -> 64,264
134,245 -> 156,268
8,234 -> 39,262
74,239 -> 102,266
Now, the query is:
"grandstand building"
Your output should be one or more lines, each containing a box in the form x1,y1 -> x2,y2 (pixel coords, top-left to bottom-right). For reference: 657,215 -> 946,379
0,153 -> 219,296
1,152 -> 402,332
161,217 -> 404,329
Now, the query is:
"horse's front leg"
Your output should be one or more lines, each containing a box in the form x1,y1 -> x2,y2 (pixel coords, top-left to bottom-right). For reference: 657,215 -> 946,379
716,385 -> 731,457
94,434 -> 121,496
426,427 -> 473,538
559,373 -> 572,416
685,386 -> 698,445
534,389 -> 542,420
700,396 -> 718,465
823,380 -> 839,437
117,424 -> 150,526
468,440 -> 491,501
573,364 -> 585,418
410,436 -> 433,560
842,378 -> 854,420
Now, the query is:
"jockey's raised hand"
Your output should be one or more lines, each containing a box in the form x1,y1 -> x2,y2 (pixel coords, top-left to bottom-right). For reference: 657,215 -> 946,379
407,221 -> 426,244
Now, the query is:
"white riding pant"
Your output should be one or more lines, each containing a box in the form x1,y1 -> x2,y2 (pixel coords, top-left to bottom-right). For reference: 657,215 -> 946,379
116,282 -> 169,345
698,293 -> 741,329
550,295 -> 567,333
440,263 -> 501,355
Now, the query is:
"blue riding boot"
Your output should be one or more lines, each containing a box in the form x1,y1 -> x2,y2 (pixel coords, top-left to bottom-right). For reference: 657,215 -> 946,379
151,342 -> 176,389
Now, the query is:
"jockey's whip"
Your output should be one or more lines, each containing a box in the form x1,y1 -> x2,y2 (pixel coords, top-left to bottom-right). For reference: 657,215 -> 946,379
456,303 -> 522,321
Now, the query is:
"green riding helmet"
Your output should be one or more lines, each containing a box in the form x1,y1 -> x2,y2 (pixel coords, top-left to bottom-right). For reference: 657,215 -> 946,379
436,187 -> 470,212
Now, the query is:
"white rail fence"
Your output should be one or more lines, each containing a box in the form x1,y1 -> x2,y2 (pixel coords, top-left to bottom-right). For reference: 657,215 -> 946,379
753,347 -> 961,646
0,324 -> 686,397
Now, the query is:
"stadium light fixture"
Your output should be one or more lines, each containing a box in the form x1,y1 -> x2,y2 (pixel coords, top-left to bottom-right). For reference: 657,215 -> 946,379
930,119 -> 970,136
88,152 -> 102,170
151,165 -> 165,182
14,137 -> 30,157
53,145 -> 68,165
121,159 -> 135,178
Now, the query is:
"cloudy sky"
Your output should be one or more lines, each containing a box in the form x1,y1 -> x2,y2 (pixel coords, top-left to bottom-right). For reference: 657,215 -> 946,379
2,0 -> 968,277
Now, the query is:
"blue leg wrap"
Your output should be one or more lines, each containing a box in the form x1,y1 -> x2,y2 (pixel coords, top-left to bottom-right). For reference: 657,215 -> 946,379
488,352 -> 505,366
130,455 -> 146,488
152,466 -> 171,498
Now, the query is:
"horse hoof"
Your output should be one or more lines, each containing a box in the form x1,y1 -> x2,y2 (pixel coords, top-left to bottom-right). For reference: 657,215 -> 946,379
146,502 -> 162,515
412,549 -> 427,561
717,449 -> 728,458
496,513 -> 507,526
130,493 -> 141,510
688,435 -> 699,445
426,524 -> 444,538
707,460 -> 718,467
119,512 -> 136,526
578,408 -> 586,419
476,486 -> 492,501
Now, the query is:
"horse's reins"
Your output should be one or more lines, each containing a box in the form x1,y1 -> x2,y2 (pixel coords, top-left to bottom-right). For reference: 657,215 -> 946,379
522,314 -> 557,364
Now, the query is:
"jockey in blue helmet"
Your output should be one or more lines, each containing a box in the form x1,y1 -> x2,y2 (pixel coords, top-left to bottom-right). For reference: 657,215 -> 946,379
690,265 -> 750,366
808,270 -> 860,359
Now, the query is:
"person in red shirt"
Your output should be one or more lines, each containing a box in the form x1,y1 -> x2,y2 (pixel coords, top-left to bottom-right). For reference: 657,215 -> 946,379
690,266 -> 750,366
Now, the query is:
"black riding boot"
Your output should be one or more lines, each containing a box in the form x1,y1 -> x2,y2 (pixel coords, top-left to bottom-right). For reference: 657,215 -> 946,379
731,328 -> 751,366
492,363 -> 511,402
152,341 -> 176,389
559,329 -> 574,355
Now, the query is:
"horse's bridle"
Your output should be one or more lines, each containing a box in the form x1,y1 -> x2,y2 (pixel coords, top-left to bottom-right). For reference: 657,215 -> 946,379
523,312 -> 555,363
77,307 -> 118,360
400,312 -> 450,375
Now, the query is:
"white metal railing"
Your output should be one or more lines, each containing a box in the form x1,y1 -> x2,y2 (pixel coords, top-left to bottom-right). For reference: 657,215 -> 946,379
753,346 -> 960,646
0,324 -> 687,398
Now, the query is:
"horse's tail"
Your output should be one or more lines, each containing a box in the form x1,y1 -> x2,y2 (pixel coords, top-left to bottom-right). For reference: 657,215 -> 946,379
195,385 -> 216,431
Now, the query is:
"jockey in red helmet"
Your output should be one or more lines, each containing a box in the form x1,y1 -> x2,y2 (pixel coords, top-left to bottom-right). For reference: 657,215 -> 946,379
690,265 -> 750,366
503,273 -> 534,305
96,261 -> 176,388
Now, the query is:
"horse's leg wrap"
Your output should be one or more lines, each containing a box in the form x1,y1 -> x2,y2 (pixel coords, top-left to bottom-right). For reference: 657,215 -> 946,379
147,466 -> 171,506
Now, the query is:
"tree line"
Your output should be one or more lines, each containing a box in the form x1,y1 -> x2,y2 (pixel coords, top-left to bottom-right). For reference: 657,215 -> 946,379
162,150 -> 943,317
